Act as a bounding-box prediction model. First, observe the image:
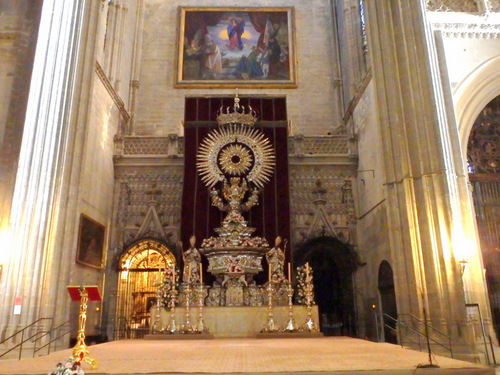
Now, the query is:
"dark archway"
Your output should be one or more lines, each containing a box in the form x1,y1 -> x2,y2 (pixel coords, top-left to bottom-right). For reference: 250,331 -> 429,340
378,260 -> 398,344
295,235 -> 362,336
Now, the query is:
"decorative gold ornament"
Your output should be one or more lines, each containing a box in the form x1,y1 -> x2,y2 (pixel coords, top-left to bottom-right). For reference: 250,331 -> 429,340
197,124 -> 275,188
219,144 -> 253,176
196,92 -> 275,301
70,287 -> 99,369
217,92 -> 257,127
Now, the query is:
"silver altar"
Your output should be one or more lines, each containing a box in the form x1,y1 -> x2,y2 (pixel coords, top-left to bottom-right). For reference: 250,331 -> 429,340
195,94 -> 275,307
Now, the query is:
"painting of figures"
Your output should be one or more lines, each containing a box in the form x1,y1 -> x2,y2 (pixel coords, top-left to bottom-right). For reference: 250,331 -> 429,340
76,214 -> 106,269
176,7 -> 297,88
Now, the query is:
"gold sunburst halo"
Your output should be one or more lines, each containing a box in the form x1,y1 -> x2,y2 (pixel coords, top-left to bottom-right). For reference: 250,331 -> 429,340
219,144 -> 253,176
197,124 -> 275,188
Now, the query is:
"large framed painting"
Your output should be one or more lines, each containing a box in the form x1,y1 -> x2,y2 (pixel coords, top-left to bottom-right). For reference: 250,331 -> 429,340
175,7 -> 297,88
76,214 -> 106,269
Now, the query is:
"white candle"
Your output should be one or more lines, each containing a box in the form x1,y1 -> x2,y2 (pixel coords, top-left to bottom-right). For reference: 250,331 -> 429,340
288,262 -> 292,283
199,263 -> 203,284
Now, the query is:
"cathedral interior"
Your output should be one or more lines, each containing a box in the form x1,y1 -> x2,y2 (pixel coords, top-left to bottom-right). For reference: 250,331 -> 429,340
0,0 -> 499,365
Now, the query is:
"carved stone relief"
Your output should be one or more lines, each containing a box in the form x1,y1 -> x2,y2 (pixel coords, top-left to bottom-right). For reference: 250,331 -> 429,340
289,166 -> 356,246
491,0 -> 500,12
112,137 -> 358,263
114,168 -> 183,255
289,135 -> 350,156
426,0 -> 479,13
430,22 -> 500,39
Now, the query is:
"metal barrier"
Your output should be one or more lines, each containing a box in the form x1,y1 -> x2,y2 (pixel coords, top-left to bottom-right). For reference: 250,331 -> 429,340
383,313 -> 454,358
33,320 -> 71,357
0,318 -> 71,360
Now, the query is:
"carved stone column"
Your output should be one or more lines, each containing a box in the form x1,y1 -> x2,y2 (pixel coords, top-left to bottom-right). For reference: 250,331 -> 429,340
364,0 -> 493,353
0,0 -> 101,340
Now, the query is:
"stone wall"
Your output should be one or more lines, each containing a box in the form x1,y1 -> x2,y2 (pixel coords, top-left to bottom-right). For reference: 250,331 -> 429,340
134,0 -> 344,136
350,79 -> 392,338
0,0 -> 42,266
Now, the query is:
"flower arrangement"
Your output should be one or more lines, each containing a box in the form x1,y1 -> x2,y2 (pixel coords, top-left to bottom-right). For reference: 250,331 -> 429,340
296,264 -> 315,305
48,357 -> 84,375
160,267 -> 180,307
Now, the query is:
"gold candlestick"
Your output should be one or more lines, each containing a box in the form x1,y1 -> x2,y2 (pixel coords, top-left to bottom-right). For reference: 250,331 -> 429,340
166,267 -> 178,333
195,283 -> 209,333
302,263 -> 319,332
72,287 -> 98,369
284,281 -> 298,332
152,286 -> 163,333
181,280 -> 194,333
261,277 -> 280,333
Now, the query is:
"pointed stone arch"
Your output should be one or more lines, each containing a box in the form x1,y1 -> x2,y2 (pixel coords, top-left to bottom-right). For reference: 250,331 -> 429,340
454,56 -> 500,165
118,238 -> 177,271
115,239 -> 178,339
294,235 -> 363,336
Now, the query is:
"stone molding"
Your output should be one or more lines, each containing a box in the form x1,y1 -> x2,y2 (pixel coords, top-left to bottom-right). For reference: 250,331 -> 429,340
95,60 -> 130,122
343,69 -> 372,125
431,21 -> 500,39
114,135 -> 357,160
289,135 -> 349,156
426,0 -> 480,13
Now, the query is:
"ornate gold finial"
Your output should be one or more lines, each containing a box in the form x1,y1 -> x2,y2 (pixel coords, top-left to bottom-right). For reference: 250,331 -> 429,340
217,90 -> 258,127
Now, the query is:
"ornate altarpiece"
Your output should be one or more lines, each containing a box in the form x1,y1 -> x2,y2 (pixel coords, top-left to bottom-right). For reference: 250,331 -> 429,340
181,96 -> 291,283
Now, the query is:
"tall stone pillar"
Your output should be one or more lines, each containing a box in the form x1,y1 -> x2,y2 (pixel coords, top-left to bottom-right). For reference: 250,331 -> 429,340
0,0 -> 101,340
364,0 -> 493,353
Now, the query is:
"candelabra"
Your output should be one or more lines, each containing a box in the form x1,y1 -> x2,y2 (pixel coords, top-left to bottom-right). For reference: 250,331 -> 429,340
284,281 -> 298,332
195,283 -> 209,333
181,281 -> 195,333
261,278 -> 280,333
152,287 -> 163,333
166,285 -> 179,334
301,263 -> 319,332
70,286 -> 99,369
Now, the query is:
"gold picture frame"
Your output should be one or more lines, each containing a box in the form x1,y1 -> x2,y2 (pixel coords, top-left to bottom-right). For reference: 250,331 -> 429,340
76,214 -> 106,269
175,7 -> 297,88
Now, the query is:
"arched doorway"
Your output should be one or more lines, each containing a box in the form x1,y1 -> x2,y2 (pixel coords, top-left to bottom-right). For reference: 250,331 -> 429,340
467,96 -> 500,338
295,236 -> 362,336
378,260 -> 397,344
116,239 -> 176,338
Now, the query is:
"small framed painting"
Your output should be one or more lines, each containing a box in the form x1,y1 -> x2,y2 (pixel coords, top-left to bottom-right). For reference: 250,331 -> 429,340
76,214 -> 106,269
175,7 -> 297,88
